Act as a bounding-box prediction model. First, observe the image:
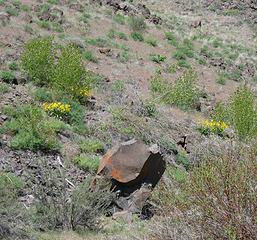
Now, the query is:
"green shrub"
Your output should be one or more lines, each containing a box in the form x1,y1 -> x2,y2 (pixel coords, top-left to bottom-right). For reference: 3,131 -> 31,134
129,16 -> 146,32
21,37 -> 55,84
176,150 -> 189,170
113,13 -> 125,25
74,154 -> 100,173
33,87 -> 54,102
150,54 -> 166,63
37,20 -> 51,29
142,99 -> 158,118
213,86 -> 257,140
0,172 -> 24,239
179,143 -> 257,239
150,73 -> 168,93
146,38 -> 157,47
79,139 -> 104,153
71,177 -> 114,230
131,32 -> 144,42
0,71 -> 16,83
5,6 -> 19,16
2,105 -> 66,151
165,32 -> 178,46
162,70 -> 201,110
0,83 -> 10,95
173,39 -> 194,60
85,37 -> 110,47
117,50 -> 129,63
216,72 -> 228,85
177,60 -> 191,69
52,45 -> 93,100
82,50 -> 98,63
230,86 -> 257,140
9,62 -> 19,71
117,31 -> 128,40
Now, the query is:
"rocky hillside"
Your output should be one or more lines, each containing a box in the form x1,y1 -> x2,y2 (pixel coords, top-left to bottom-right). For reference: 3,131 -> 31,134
0,0 -> 256,239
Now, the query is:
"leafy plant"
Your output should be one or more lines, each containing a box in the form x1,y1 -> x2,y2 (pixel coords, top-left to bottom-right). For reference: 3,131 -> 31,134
173,39 -> 194,60
2,105 -> 66,151
21,37 -> 55,85
146,38 -> 157,47
165,32 -> 178,46
179,143 -> 257,239
162,70 -> 201,110
52,44 -> 94,100
0,83 -> 10,95
213,86 -> 257,140
82,50 -> 98,63
131,32 -> 144,42
0,71 -> 16,83
79,139 -> 104,153
113,13 -> 125,25
150,54 -> 166,63
9,62 -> 19,71
73,154 -> 100,173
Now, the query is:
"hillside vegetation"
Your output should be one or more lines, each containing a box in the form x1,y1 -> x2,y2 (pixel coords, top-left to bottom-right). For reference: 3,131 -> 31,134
0,0 -> 256,239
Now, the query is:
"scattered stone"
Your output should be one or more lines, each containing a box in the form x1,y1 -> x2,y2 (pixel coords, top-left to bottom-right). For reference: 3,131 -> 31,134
99,48 -> 112,55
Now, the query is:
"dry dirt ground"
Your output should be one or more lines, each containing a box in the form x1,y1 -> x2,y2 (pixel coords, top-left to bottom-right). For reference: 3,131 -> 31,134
0,0 -> 257,239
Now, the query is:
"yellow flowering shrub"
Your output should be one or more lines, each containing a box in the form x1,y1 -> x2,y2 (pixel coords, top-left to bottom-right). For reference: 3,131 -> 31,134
198,119 -> 229,136
43,102 -> 71,119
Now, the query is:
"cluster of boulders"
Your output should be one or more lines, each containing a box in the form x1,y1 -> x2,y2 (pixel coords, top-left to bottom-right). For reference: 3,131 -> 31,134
91,0 -> 162,25
204,0 -> 257,24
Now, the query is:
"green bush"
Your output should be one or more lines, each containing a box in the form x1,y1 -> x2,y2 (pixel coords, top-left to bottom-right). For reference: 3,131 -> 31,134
162,70 -> 201,110
129,16 -> 146,32
146,38 -> 157,47
9,62 -> 19,71
21,37 -> 55,84
74,154 -> 100,173
131,32 -> 144,42
0,71 -> 16,83
82,50 -> 98,63
175,150 -> 190,170
150,73 -> 168,93
150,54 -> 167,63
165,32 -> 178,46
179,143 -> 257,239
173,39 -> 194,60
5,6 -> 19,16
230,86 -> 257,140
0,83 -> 10,95
79,139 -> 104,153
113,13 -> 125,25
2,105 -> 66,151
213,86 -> 257,140
52,45 -> 94,100
33,87 -> 54,102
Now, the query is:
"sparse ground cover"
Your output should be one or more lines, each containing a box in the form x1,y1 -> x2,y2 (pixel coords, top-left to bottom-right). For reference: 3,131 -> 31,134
0,0 -> 256,239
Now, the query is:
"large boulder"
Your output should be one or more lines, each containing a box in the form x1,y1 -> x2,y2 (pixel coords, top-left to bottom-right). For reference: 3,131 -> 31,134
96,139 -> 165,196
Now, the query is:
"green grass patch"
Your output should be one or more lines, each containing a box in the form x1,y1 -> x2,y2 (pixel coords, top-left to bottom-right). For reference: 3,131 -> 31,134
131,32 -> 144,42
74,154 -> 100,173
1,105 -> 66,151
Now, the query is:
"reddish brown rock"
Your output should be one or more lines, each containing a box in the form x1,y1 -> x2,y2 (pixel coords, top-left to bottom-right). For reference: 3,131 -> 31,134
97,139 -> 165,195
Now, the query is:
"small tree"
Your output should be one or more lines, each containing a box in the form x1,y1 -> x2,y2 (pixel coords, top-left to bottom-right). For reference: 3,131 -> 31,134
21,37 -> 55,84
52,45 -> 93,100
